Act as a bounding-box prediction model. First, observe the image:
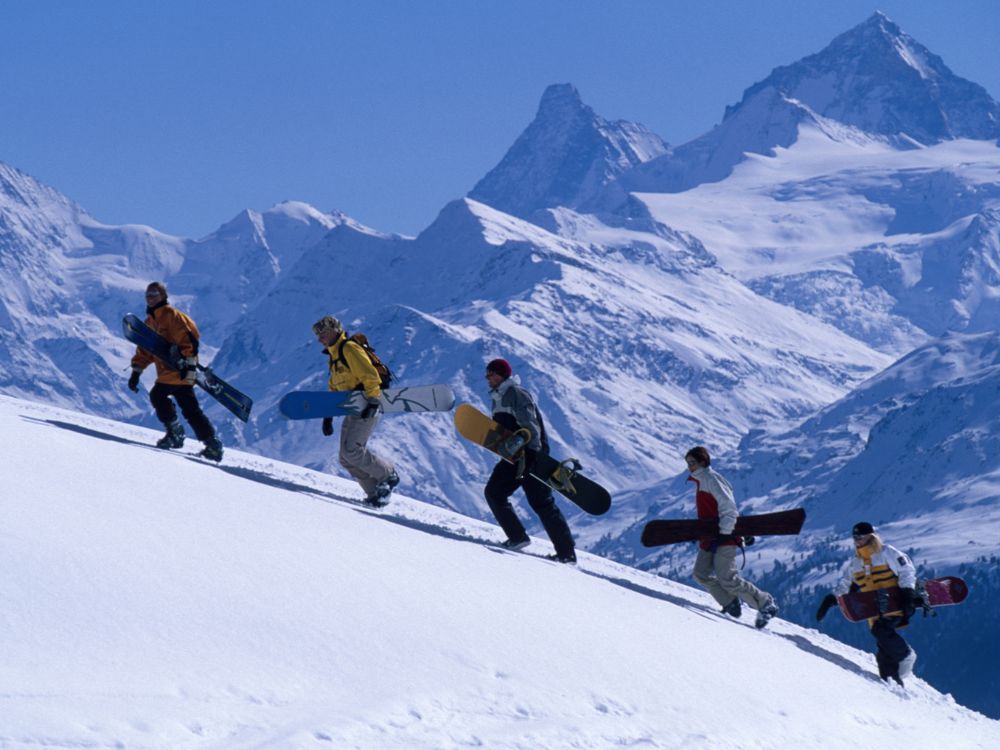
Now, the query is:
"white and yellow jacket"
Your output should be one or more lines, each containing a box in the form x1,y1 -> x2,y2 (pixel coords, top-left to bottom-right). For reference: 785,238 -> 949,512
834,537 -> 916,623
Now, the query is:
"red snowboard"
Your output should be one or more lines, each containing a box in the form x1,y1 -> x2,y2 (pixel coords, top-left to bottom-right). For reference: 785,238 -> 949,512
640,508 -> 805,547
837,576 -> 969,623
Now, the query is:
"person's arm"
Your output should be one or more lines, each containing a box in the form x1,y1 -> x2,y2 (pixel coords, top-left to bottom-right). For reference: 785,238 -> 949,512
707,473 -> 738,535
342,341 -> 382,399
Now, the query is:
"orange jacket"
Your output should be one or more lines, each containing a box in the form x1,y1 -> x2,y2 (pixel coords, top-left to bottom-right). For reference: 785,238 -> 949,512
130,303 -> 201,386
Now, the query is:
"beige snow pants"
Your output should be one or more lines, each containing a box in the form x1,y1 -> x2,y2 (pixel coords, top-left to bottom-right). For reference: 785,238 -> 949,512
339,412 -> 394,498
693,545 -> 772,610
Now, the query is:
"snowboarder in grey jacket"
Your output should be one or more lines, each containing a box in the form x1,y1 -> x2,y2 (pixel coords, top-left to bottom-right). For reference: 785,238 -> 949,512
483,358 -> 576,563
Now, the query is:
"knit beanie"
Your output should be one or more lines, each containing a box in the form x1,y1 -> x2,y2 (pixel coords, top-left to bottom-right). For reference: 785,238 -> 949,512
486,358 -> 512,378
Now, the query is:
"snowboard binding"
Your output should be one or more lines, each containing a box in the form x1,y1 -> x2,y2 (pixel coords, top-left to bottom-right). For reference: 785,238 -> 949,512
549,458 -> 582,495
198,368 -> 224,396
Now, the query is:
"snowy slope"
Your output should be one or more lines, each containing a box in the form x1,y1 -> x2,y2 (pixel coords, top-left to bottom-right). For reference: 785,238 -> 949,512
591,331 -> 1000,717
2,393 -> 998,750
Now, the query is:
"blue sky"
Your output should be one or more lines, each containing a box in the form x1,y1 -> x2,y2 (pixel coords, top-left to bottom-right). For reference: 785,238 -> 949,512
1,0 -> 997,239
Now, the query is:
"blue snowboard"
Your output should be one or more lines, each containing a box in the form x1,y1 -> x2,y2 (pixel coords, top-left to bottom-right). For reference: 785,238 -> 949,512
122,313 -> 253,423
279,384 -> 455,419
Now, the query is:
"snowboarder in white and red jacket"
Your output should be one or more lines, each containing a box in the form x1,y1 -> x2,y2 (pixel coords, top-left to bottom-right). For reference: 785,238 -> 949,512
816,522 -> 918,686
685,446 -> 778,629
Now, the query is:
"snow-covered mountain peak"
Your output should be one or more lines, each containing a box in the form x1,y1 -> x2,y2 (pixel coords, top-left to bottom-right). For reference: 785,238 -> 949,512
730,12 -> 1000,144
605,13 -> 1000,205
535,81 -> 588,121
468,83 -> 668,220
1,161 -> 76,214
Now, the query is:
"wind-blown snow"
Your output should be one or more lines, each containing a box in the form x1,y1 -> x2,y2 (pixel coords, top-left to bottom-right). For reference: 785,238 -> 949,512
2,394 -> 997,749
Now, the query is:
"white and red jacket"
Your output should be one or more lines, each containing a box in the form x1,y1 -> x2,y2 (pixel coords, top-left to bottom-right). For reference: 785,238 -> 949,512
688,466 -> 739,551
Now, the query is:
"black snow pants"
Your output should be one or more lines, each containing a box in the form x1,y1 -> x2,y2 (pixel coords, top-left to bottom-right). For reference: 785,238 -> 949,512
871,616 -> 911,683
150,382 -> 216,442
484,453 -> 574,558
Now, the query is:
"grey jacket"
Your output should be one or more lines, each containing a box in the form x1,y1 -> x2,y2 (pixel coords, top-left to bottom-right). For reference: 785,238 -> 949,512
490,376 -> 545,452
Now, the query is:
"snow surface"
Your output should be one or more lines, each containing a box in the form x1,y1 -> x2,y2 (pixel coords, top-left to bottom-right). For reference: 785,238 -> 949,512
2,394 -> 998,749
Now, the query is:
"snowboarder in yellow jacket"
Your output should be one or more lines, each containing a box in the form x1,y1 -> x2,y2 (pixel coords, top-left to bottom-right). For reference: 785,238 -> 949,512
312,315 -> 398,506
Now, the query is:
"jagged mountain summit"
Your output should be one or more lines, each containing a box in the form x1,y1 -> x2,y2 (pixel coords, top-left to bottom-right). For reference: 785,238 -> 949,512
610,12 -> 1000,198
739,11 -> 1000,144
468,83 -> 668,219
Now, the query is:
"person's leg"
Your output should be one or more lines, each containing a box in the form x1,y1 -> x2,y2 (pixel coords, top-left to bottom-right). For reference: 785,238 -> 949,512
522,477 -> 574,558
149,382 -> 179,426
484,460 -> 529,543
693,548 -> 733,608
871,618 -> 911,684
173,386 -> 216,442
713,545 -> 773,610
339,413 -> 394,497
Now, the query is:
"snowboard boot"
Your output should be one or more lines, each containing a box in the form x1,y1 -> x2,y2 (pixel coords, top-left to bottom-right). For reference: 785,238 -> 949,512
898,648 -> 917,682
199,436 -> 224,462
546,551 -> 577,565
755,598 -> 779,629
156,421 -> 185,450
362,494 -> 389,509
722,598 -> 742,618
374,470 -> 401,500
500,536 -> 531,551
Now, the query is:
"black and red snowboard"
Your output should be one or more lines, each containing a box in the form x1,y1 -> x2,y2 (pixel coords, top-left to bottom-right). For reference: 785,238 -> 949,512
640,508 -> 806,547
837,576 -> 969,623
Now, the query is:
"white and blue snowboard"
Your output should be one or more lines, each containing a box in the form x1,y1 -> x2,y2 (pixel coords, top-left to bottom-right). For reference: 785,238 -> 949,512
279,384 -> 455,419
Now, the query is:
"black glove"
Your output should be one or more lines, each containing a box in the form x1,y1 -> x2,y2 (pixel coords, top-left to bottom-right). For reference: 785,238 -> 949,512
321,417 -> 334,436
360,398 -> 381,419
743,535 -> 756,547
816,593 -> 837,622
899,587 -> 917,619
127,369 -> 141,392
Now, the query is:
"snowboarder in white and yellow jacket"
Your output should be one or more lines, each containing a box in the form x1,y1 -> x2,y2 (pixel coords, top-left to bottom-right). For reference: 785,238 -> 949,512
818,521 -> 918,686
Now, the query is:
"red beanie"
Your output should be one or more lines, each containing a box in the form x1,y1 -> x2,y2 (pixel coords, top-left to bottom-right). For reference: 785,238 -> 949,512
486,358 -> 512,378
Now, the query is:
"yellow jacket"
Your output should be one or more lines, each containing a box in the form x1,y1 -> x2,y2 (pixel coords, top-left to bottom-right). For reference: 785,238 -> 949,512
131,303 -> 200,386
324,332 -> 382,399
